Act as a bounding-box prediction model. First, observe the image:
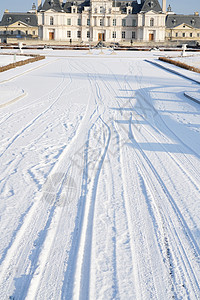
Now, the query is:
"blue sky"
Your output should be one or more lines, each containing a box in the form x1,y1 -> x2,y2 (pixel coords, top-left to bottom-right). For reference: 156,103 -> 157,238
0,0 -> 199,18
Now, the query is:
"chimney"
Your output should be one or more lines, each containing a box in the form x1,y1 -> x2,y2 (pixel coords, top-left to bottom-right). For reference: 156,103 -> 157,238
162,0 -> 166,13
38,0 -> 42,9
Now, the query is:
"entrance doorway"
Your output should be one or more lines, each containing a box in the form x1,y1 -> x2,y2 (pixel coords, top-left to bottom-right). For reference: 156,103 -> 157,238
149,33 -> 154,41
98,33 -> 105,41
49,32 -> 54,40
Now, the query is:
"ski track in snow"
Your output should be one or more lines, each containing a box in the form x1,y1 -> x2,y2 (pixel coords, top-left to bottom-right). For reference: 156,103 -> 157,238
0,51 -> 199,300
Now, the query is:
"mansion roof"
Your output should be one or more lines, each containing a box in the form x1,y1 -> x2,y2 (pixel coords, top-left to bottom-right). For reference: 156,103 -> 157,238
0,12 -> 38,27
166,14 -> 200,29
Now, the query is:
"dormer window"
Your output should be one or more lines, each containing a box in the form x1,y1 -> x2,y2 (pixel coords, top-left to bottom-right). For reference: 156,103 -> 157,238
7,17 -> 12,23
191,19 -> 195,25
148,1 -> 154,8
172,18 -> 176,25
26,17 -> 31,23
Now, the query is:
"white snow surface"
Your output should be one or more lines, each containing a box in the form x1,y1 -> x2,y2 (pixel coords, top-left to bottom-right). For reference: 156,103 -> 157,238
0,50 -> 200,300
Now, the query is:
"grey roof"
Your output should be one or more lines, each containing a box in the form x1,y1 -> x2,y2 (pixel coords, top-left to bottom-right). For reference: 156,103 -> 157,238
0,12 -> 38,27
41,0 -> 63,12
166,14 -> 200,29
113,1 -> 142,14
63,0 -> 90,13
140,0 -> 162,13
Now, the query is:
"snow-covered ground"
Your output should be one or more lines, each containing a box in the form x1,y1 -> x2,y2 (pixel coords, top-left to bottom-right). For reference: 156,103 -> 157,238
0,50 -> 200,300
172,53 -> 200,69
0,54 -> 31,67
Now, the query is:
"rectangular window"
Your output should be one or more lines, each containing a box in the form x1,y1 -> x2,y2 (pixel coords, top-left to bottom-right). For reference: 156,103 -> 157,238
87,19 -> 90,26
197,33 -> 200,37
100,6 -> 104,13
77,19 -> 81,26
122,19 -> 126,27
190,32 -> 192,37
100,19 -> 104,26
18,30 -> 20,35
67,18 -> 71,25
176,32 -> 178,37
113,19 -> 116,26
26,30 -> 28,35
87,31 -> 90,38
11,30 -> 13,35
132,19 -> 136,27
122,31 -> 125,38
112,31 -> 116,38
132,31 -> 136,39
67,31 -> 71,38
183,33 -> 185,37
77,31 -> 81,38
33,31 -> 35,35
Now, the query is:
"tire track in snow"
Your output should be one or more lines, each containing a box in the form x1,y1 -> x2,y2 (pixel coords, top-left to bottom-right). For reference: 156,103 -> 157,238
127,113 -> 200,298
0,60 -> 72,159
0,59 -> 91,299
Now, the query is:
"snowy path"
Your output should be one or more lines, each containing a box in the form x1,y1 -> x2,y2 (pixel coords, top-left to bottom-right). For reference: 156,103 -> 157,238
0,52 -> 199,300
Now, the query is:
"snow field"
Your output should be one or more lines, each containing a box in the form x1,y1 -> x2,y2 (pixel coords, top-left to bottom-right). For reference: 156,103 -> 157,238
0,51 -> 199,299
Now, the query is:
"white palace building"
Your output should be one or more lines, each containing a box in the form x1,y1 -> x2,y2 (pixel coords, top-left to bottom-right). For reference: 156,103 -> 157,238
1,0 -> 200,45
38,0 -> 167,43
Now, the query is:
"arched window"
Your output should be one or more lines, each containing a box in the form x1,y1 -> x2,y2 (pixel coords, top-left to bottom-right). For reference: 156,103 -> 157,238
150,18 -> 154,26
50,16 -> 54,25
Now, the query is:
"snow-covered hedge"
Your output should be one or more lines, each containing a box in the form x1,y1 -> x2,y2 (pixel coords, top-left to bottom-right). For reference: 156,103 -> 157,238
159,56 -> 200,73
0,55 -> 45,73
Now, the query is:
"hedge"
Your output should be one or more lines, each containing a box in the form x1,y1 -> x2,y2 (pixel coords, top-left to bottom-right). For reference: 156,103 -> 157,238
158,56 -> 200,73
0,55 -> 45,73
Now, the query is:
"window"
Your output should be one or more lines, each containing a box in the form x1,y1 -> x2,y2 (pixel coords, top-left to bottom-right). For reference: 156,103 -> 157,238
7,17 -> 12,22
67,19 -> 71,25
197,33 -> 200,37
100,19 -> 104,26
190,32 -> 193,37
148,1 -> 154,8
122,31 -> 126,38
113,19 -> 116,26
183,33 -> 185,37
150,18 -> 154,26
50,16 -> 54,25
11,30 -> 13,35
176,32 -> 178,37
26,17 -> 31,23
132,19 -> 136,27
87,31 -> 90,38
100,6 -> 104,13
33,31 -> 35,35
26,30 -> 28,35
128,9 -> 131,14
122,19 -> 126,27
87,19 -> 90,26
77,19 -> 81,26
73,8 -> 76,13
18,30 -> 21,35
112,31 -> 116,38
77,31 -> 81,38
94,8 -> 97,13
132,31 -> 136,39
67,31 -> 71,38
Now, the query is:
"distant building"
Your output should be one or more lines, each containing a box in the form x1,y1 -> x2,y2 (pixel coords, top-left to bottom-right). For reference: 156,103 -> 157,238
37,0 -> 166,43
0,0 -> 200,45
0,4 -> 38,43
166,9 -> 200,45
